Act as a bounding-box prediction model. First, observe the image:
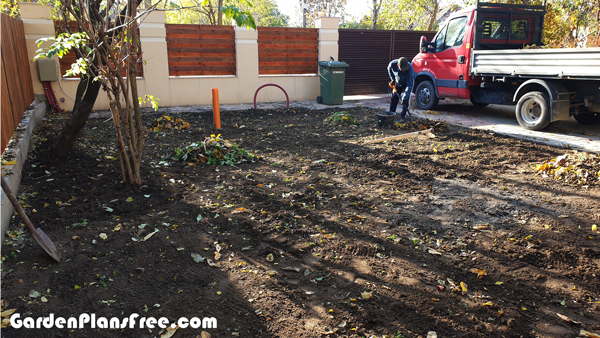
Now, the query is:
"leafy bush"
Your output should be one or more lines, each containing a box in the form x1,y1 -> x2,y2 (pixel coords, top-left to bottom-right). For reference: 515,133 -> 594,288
173,134 -> 255,166
323,111 -> 359,126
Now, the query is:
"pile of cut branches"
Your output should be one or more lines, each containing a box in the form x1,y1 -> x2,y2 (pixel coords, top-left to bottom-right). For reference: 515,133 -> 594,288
173,134 -> 255,166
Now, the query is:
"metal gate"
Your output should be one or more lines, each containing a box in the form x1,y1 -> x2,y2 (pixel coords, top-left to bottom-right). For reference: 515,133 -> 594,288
338,29 -> 436,95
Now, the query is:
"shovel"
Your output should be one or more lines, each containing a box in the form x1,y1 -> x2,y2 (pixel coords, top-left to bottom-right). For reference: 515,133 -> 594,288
1,177 -> 61,262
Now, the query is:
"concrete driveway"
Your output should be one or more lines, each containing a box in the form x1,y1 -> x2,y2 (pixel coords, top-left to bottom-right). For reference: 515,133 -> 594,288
342,94 -> 600,154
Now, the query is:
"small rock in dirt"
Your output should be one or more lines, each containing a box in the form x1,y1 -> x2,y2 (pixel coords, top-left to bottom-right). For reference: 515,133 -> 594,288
427,332 -> 437,338
507,318 -> 517,328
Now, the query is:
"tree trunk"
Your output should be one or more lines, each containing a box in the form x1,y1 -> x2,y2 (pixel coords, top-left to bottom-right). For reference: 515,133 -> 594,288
49,74 -> 101,161
217,0 -> 224,25
373,0 -> 382,29
427,0 -> 438,31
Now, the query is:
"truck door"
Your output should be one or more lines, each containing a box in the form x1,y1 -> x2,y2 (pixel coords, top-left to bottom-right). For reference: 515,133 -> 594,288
426,16 -> 468,98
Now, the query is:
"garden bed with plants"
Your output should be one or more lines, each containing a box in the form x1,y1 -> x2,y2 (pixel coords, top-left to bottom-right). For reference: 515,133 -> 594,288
1,106 -> 599,338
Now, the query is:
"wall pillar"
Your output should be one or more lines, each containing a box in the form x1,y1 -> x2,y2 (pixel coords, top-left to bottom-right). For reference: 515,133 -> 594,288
233,13 -> 260,103
19,3 -> 55,103
139,11 -> 170,106
315,17 -> 339,62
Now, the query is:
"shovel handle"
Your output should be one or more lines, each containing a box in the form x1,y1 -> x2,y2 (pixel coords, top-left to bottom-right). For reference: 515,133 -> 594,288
1,177 -> 39,237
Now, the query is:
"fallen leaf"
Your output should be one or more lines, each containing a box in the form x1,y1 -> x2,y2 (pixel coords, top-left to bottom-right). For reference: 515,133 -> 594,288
0,309 -> 16,318
143,229 -> 158,241
99,233 -> 108,240
495,281 -> 504,285
593,224 -> 598,232
191,253 -> 205,263
473,225 -> 488,230
469,268 -> 487,279
580,329 -> 600,338
214,252 -> 221,261
557,313 -> 581,324
361,291 -> 373,300
112,224 -> 122,232
460,281 -> 468,292
558,215 -> 568,218
266,253 -> 274,262
2,161 -> 16,166
1,318 -> 10,328
72,236 -> 80,240
28,290 -> 41,298
281,267 -> 301,272
200,331 -> 212,338
428,249 -> 443,256
126,197 -> 133,202
206,258 -> 219,267
431,298 -> 440,301
241,246 -> 252,251
483,301 -> 493,306
40,296 -> 47,303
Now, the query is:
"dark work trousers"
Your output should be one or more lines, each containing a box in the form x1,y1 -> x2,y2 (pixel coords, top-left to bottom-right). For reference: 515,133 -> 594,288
389,88 -> 409,116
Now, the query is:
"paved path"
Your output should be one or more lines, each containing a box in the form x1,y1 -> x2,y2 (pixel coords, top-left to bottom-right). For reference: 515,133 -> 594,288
343,94 -> 600,154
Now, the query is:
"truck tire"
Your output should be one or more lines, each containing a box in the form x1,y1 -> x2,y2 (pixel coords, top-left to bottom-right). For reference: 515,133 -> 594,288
515,91 -> 552,130
415,81 -> 438,110
574,113 -> 600,126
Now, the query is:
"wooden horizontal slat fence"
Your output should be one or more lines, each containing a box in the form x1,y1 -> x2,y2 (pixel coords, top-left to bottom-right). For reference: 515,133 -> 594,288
1,14 -> 35,152
258,27 -> 318,75
166,24 -> 236,76
54,21 -> 144,78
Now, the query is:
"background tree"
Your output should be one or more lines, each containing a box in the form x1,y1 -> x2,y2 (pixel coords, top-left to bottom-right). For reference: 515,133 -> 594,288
239,0 -> 290,27
370,0 -> 385,29
298,0 -> 347,27
165,0 -> 288,26
35,0 -> 255,184
378,0 -> 441,30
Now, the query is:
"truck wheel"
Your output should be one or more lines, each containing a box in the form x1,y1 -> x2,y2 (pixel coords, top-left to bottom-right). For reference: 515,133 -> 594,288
574,113 -> 600,125
415,81 -> 438,110
515,91 -> 551,130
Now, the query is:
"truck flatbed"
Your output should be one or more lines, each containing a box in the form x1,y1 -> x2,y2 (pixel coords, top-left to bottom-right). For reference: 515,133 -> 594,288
471,47 -> 600,80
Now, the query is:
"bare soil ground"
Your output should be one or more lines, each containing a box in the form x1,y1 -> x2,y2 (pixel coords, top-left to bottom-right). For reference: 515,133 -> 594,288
2,106 -> 599,338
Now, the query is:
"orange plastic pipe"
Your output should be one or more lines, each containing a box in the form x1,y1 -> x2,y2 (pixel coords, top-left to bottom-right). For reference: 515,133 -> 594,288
212,88 -> 221,130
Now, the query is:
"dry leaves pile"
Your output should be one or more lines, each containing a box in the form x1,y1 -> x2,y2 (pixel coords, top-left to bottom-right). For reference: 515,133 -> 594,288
150,115 -> 190,131
535,151 -> 600,186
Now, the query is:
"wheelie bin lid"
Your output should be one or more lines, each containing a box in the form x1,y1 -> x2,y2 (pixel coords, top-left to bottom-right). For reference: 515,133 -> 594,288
318,61 -> 349,68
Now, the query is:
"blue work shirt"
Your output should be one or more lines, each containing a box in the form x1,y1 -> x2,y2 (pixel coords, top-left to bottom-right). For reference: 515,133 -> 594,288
387,60 -> 417,102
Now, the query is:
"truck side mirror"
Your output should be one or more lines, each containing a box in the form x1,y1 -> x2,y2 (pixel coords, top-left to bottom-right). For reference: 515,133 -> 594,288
420,36 -> 429,53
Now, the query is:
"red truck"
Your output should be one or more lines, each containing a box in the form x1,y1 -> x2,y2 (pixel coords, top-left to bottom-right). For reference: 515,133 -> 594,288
411,0 -> 600,130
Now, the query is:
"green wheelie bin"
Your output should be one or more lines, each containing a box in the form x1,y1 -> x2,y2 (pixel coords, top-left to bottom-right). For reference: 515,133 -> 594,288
317,61 -> 349,105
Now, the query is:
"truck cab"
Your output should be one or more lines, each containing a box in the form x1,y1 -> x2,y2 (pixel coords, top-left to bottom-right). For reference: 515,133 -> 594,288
411,3 -> 544,109
407,1 -> 600,130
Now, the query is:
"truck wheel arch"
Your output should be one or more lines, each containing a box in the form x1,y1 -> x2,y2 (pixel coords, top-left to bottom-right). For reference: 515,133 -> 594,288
513,79 -> 570,122
414,72 -> 438,95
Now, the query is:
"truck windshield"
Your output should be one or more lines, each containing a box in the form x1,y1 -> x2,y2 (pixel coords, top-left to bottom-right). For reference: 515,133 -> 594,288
433,16 -> 468,52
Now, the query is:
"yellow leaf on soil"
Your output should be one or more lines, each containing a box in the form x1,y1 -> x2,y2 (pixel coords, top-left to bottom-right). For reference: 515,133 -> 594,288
113,224 -> 122,232
361,292 -> 373,300
1,309 -> 16,318
483,301 -> 493,306
160,325 -> 178,338
469,268 -> 487,279
460,281 -> 468,292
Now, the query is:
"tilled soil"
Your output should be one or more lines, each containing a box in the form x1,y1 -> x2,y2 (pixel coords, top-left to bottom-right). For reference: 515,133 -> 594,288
1,106 -> 599,338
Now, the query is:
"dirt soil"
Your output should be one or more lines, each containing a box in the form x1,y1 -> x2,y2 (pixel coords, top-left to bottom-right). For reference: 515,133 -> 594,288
2,106 -> 599,338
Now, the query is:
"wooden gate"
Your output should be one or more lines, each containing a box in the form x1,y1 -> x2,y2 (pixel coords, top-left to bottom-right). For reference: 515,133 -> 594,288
338,29 -> 436,95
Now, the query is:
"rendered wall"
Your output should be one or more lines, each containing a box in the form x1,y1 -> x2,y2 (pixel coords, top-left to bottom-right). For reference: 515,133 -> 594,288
19,4 -> 340,110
